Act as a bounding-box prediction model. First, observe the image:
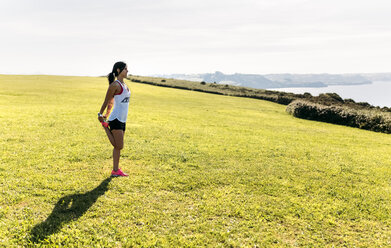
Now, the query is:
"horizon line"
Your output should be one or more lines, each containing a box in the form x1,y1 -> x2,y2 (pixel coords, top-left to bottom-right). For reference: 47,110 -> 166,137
2,71 -> 391,77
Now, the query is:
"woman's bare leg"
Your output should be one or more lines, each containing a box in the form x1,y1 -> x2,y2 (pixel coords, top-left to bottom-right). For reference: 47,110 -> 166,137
111,130 -> 124,171
103,126 -> 116,147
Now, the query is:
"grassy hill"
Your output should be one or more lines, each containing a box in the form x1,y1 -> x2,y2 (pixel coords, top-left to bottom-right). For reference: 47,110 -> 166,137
1,75 -> 391,247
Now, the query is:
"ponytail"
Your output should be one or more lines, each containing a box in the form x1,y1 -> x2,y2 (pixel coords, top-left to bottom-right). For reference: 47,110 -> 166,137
107,72 -> 116,84
108,61 -> 127,84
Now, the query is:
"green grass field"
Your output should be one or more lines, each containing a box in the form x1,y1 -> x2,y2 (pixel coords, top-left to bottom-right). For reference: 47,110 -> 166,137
1,75 -> 391,247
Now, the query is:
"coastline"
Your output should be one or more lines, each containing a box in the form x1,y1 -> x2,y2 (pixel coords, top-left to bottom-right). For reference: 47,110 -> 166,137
268,81 -> 391,108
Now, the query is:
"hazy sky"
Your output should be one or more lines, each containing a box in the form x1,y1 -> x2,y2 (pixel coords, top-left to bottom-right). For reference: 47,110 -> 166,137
0,0 -> 390,76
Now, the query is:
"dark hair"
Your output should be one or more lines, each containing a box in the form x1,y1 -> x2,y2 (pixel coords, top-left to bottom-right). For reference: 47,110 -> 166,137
107,61 -> 127,84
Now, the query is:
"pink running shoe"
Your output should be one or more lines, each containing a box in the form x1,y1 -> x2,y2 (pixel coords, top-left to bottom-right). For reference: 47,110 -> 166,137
111,168 -> 129,177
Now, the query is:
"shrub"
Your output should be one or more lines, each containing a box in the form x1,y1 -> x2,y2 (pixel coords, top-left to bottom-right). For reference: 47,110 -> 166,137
286,100 -> 391,134
200,81 -> 206,85
382,107 -> 391,112
161,79 -> 166,82
316,93 -> 344,105
357,102 -> 371,108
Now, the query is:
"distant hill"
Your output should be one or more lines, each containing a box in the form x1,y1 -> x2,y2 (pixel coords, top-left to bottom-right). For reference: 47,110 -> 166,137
263,73 -> 371,86
154,72 -> 390,89
360,73 -> 391,81
201,71 -> 282,89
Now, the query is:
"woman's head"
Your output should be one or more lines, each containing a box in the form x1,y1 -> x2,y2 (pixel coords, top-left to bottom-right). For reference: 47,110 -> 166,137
108,61 -> 128,84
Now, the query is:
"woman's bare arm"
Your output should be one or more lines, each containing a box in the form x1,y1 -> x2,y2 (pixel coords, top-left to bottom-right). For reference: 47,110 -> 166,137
104,98 -> 114,118
98,83 -> 120,121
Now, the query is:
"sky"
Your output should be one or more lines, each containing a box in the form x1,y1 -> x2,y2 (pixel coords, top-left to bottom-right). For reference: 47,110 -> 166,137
0,0 -> 390,76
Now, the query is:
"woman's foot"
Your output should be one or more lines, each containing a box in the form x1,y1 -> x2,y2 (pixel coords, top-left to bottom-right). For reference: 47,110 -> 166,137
111,168 -> 129,177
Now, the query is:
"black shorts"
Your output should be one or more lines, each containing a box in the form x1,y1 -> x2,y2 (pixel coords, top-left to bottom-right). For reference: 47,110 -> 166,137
109,118 -> 126,131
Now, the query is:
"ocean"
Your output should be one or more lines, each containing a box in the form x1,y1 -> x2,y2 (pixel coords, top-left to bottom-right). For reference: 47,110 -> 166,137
268,81 -> 391,108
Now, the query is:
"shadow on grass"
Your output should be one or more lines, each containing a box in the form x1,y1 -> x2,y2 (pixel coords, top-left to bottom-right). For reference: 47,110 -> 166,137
28,177 -> 112,243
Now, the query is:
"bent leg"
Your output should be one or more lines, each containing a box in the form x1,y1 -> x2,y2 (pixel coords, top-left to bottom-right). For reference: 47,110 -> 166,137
103,126 -> 116,147
111,130 -> 124,171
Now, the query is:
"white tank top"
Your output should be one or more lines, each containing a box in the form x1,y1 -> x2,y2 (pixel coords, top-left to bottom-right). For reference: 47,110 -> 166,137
108,80 -> 131,123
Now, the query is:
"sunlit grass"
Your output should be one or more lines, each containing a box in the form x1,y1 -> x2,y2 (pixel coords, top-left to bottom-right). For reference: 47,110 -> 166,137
1,75 -> 391,247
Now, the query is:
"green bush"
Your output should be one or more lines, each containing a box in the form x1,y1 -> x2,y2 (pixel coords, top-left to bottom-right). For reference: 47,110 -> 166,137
287,100 -> 391,133
315,93 -> 344,105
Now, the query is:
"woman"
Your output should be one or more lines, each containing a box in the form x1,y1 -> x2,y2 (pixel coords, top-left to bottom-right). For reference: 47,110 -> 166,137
98,61 -> 131,177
